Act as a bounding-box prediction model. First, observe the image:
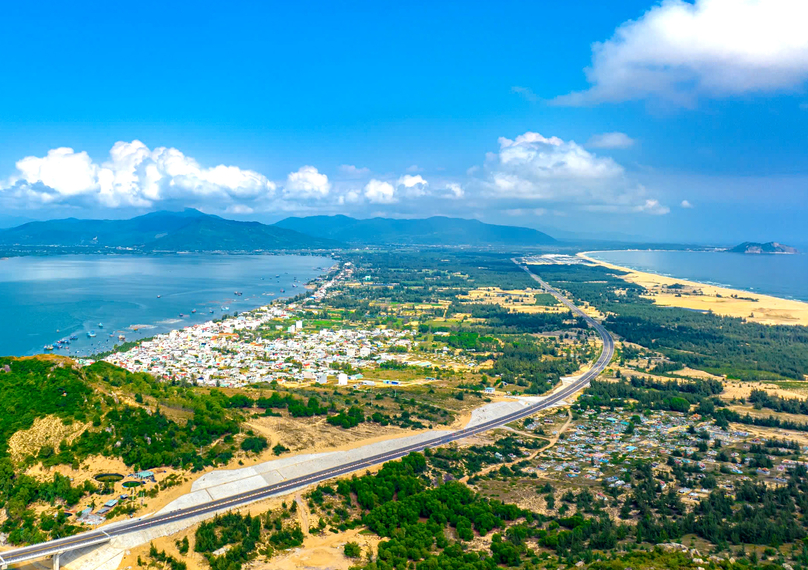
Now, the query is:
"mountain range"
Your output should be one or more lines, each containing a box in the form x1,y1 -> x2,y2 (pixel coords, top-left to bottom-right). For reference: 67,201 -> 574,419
0,209 -> 338,251
0,210 -> 557,252
273,214 -> 556,246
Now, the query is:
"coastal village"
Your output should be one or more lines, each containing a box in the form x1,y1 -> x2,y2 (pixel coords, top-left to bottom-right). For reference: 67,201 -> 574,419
101,264 -> 437,388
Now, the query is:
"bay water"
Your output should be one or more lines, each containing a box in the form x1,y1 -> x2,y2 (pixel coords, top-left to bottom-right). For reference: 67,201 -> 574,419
588,250 -> 808,303
0,254 -> 332,357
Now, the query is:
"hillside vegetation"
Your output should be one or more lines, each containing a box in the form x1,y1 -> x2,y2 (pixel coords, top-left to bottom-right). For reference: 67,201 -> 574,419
274,215 -> 556,246
0,209 -> 339,252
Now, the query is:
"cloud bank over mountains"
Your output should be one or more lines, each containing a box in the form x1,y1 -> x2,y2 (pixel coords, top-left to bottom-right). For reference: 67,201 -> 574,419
3,141 -> 276,211
0,132 -> 670,219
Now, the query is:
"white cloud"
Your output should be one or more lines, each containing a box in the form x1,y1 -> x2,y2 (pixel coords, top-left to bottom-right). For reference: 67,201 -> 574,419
406,164 -> 423,173
586,132 -> 635,149
505,208 -> 547,217
681,199 -> 693,208
489,132 -> 624,195
3,141 -> 276,209
585,197 -> 670,216
285,165 -> 331,198
511,86 -> 538,102
635,199 -> 670,215
445,182 -> 464,199
557,0 -> 808,106
226,204 -> 254,215
396,174 -> 429,197
480,131 -> 667,214
397,174 -> 427,188
1,135 -> 671,220
364,179 -> 396,204
15,148 -> 99,198
338,164 -> 370,178
339,189 -> 362,205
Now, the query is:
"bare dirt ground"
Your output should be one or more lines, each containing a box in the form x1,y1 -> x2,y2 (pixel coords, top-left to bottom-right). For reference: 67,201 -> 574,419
8,416 -> 90,463
672,367 -> 726,381
458,287 -> 569,314
260,528 -> 379,570
720,380 -> 808,402
579,252 -> 808,326
727,421 -> 808,447
243,414 -> 409,456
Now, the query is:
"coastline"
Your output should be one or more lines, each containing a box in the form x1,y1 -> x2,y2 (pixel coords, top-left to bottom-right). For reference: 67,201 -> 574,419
87,260 -> 339,360
578,251 -> 808,326
1,254 -> 335,358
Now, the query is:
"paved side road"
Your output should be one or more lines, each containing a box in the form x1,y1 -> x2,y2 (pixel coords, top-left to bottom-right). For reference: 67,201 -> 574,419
0,261 -> 614,567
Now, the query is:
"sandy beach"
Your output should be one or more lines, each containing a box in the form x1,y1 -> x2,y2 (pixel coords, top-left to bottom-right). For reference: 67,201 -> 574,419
579,252 -> 808,326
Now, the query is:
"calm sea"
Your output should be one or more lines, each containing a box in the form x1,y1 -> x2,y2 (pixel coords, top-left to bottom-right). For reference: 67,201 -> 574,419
588,250 -> 808,303
0,254 -> 333,357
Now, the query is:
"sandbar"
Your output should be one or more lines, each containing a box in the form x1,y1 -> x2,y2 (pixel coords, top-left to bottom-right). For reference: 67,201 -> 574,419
579,252 -> 808,326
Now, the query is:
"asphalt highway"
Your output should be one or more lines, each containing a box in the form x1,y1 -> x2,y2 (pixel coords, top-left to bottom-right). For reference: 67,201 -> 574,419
0,261 -> 614,567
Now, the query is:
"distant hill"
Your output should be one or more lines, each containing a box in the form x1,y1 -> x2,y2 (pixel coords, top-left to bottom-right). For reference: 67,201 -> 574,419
274,215 -> 556,246
0,209 -> 339,252
727,242 -> 799,254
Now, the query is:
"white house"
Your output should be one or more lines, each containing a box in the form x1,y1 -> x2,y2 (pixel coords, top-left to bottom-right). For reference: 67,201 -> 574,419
337,373 -> 348,385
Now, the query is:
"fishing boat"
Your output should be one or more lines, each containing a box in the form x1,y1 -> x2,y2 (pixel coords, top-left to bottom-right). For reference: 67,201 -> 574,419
118,334 -> 126,341
234,291 -> 242,296
221,306 -> 229,311
157,295 -> 161,298
192,309 -> 197,313
69,334 -> 78,340
209,309 -> 214,313
179,313 -> 184,317
87,330 -> 96,338
44,345 -> 54,351
98,323 -> 104,328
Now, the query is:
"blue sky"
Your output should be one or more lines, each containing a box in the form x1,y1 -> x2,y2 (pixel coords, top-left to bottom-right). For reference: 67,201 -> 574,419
1,0 -> 807,244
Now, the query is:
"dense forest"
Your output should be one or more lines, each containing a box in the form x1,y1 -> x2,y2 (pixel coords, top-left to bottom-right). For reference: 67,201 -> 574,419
492,339 -> 583,394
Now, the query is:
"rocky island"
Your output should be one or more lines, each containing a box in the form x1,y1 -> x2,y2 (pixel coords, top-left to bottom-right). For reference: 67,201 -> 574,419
727,241 -> 799,254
